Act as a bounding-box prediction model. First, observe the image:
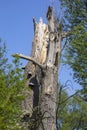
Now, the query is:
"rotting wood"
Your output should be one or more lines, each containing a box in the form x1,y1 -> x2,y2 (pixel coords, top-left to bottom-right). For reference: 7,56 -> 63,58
12,6 -> 69,130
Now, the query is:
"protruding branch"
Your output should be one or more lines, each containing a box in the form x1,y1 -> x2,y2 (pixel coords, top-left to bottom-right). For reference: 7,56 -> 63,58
62,31 -> 70,38
12,53 -> 46,69
61,31 -> 71,51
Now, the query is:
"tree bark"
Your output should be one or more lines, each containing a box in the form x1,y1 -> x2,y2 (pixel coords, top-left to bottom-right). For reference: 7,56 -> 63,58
38,7 -> 62,130
13,6 -> 64,130
21,17 -> 49,130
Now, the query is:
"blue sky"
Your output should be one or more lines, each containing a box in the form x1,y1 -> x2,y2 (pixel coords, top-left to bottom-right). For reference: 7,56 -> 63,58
0,0 -> 81,94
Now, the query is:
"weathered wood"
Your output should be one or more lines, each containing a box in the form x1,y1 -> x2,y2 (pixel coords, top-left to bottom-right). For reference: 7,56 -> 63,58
21,18 -> 49,130
12,53 -> 45,69
38,7 -> 60,130
12,6 -> 66,130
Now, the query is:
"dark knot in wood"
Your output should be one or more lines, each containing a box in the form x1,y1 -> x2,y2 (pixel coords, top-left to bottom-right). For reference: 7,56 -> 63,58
49,32 -> 55,41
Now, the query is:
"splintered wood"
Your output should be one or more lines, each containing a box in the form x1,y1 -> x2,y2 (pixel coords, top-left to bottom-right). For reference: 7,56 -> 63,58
34,17 -> 49,64
12,6 -> 63,130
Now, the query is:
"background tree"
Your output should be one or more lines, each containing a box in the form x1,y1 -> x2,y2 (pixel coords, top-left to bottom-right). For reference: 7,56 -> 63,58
59,0 -> 87,89
0,40 -> 25,130
56,84 -> 87,130
56,0 -> 87,129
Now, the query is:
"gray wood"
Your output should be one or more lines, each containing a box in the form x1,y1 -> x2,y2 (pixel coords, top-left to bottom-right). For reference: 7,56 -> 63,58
12,6 -> 68,130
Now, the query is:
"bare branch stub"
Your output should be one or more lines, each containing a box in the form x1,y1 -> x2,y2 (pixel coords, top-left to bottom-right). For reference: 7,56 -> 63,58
62,31 -> 70,38
12,53 -> 46,69
33,17 -> 37,33
46,6 -> 53,20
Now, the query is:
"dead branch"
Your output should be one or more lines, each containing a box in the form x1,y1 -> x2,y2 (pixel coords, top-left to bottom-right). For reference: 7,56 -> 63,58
12,53 -> 46,69
61,39 -> 67,51
62,31 -> 70,38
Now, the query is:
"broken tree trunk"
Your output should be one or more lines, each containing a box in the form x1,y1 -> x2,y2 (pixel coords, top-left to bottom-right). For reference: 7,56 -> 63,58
21,17 -> 49,129
38,7 -> 62,130
12,6 -> 64,130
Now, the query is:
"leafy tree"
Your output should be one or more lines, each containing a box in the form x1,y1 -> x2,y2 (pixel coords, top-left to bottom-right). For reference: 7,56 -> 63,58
0,40 -> 25,130
59,0 -> 87,89
56,84 -> 87,130
55,1 -> 87,129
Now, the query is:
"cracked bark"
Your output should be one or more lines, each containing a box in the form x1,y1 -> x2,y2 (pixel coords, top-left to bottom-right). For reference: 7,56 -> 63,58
38,7 -> 60,130
12,6 -> 68,130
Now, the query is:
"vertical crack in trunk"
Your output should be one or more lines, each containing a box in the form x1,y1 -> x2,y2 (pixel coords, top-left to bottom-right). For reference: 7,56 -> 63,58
19,6 -> 62,130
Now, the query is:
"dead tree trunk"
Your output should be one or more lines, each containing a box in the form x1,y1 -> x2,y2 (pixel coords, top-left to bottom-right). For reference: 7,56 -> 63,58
21,17 -> 49,130
38,7 -> 61,130
12,6 -> 68,130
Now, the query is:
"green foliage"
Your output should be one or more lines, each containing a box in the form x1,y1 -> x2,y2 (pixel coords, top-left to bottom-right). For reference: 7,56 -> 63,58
55,1 -> 87,129
64,27 -> 87,87
0,41 -> 8,74
57,1 -> 87,128
60,0 -> 87,30
0,41 -> 25,130
56,85 -> 87,130
59,0 -> 87,88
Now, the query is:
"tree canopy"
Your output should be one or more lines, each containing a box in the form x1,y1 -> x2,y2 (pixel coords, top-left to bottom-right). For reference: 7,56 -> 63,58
59,0 -> 87,89
56,84 -> 87,130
